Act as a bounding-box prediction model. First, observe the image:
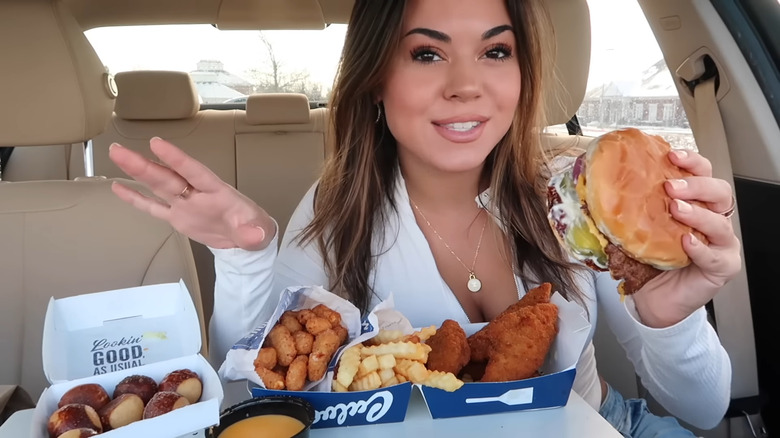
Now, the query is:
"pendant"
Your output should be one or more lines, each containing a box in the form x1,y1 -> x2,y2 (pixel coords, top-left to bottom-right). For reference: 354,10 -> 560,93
467,273 -> 482,293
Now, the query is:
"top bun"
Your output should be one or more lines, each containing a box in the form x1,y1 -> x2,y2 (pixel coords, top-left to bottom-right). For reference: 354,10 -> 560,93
584,128 -> 699,269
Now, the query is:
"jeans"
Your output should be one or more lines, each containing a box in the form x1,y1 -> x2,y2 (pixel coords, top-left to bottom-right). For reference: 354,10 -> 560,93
598,383 -> 697,438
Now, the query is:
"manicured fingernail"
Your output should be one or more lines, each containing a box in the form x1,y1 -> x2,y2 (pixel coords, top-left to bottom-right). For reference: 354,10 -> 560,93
672,149 -> 688,159
109,143 -> 120,150
675,199 -> 692,212
689,233 -> 700,246
669,179 -> 687,190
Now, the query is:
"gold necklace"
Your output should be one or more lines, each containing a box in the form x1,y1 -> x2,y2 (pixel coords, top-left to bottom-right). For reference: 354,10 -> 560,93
411,199 -> 487,293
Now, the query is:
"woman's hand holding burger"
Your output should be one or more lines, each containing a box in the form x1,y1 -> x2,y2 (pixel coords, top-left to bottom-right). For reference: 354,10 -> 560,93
634,148 -> 741,328
547,128 -> 742,328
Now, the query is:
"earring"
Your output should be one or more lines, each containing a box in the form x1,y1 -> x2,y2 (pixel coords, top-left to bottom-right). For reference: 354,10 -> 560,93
375,103 -> 382,124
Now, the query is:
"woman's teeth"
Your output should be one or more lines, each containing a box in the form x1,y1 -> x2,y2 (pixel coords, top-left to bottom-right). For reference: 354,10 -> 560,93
442,121 -> 481,131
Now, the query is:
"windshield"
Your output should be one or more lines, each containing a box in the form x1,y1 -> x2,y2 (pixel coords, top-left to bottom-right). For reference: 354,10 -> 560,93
85,3 -> 696,151
85,24 -> 348,103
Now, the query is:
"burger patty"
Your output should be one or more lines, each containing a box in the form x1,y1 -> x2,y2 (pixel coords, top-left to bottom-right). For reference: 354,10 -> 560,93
605,244 -> 662,295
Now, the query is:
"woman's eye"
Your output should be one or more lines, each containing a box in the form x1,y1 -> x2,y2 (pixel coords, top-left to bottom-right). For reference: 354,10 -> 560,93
484,44 -> 513,60
411,47 -> 443,63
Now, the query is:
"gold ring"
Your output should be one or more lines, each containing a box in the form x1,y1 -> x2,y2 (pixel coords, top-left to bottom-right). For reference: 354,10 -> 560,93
716,195 -> 736,219
177,184 -> 192,200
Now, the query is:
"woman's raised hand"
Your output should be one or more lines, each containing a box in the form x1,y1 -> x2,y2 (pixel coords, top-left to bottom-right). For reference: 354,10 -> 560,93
634,149 -> 742,328
109,137 -> 276,251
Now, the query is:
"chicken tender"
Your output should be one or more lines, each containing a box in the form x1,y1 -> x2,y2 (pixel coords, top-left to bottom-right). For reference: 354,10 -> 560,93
480,303 -> 558,382
468,282 -> 552,362
467,332 -> 492,363
426,319 -> 470,375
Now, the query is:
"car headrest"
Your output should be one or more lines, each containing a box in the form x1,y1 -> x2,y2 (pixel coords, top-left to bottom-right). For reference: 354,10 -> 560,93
0,0 -> 116,147
246,93 -> 311,125
545,0 -> 591,125
114,71 -> 200,121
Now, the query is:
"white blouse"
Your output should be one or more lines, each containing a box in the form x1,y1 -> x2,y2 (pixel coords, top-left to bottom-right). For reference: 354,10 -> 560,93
208,174 -> 731,430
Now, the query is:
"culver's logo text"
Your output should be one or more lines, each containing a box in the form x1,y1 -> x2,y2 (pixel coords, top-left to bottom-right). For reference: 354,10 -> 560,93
313,391 -> 393,425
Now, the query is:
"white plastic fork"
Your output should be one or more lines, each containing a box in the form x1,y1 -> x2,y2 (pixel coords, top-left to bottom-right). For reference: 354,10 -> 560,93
465,388 -> 534,406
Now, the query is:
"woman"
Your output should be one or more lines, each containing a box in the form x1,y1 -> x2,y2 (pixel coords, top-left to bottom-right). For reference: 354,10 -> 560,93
108,0 -> 740,436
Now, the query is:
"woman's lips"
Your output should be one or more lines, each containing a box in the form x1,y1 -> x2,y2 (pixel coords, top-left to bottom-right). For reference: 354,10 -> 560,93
432,119 -> 487,143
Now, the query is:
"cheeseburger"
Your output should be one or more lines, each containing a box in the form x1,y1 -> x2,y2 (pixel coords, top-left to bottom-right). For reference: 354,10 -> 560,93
546,128 -> 704,296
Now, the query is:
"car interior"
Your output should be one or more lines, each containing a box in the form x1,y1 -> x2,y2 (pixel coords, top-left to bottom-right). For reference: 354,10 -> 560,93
0,0 -> 777,436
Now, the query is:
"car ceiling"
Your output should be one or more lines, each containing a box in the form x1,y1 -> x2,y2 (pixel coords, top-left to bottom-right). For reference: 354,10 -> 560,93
62,0 -> 355,30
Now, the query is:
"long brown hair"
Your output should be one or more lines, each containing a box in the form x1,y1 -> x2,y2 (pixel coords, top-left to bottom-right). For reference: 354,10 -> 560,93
302,0 -> 587,314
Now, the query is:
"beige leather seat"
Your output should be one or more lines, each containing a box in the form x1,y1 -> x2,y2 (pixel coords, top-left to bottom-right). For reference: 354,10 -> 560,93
85,70 -> 238,186
236,93 -> 328,237
0,0 -> 206,404
84,70 -> 243,338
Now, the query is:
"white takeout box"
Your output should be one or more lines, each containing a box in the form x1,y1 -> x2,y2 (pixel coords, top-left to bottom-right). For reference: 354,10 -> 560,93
31,280 -> 223,437
244,288 -> 590,426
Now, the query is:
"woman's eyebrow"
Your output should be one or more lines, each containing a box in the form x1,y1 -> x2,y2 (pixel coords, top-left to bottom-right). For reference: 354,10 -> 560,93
404,28 -> 450,43
404,25 -> 514,42
482,25 -> 514,40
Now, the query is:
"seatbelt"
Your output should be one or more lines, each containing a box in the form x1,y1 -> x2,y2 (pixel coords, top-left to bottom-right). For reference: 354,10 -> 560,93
566,114 -> 584,136
0,147 -> 12,180
64,143 -> 72,180
691,76 -> 765,437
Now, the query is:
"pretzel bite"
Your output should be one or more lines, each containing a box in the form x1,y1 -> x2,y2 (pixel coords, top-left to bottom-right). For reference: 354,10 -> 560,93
113,375 -> 158,405
268,324 -> 297,366
58,384 -> 110,411
57,428 -> 99,438
48,404 -> 102,437
159,369 -> 202,404
142,391 -> 189,419
97,393 -> 143,431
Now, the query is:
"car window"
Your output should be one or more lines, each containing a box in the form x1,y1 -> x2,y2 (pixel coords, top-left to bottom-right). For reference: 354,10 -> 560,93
85,24 -> 348,104
548,0 -> 697,151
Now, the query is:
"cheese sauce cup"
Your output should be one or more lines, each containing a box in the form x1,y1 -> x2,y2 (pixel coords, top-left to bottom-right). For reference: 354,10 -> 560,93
206,396 -> 315,438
